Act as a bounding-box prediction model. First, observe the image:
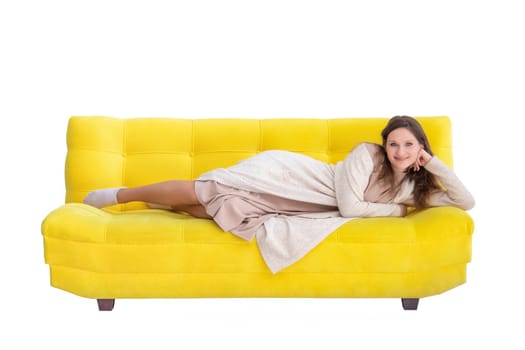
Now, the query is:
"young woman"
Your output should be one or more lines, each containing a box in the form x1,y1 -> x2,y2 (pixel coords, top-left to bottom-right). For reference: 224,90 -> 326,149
84,116 -> 475,242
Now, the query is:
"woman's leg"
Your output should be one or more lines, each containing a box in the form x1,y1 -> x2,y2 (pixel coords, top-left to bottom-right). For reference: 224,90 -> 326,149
177,204 -> 211,219
84,180 -> 203,210
119,182 -> 211,218
116,180 -> 200,207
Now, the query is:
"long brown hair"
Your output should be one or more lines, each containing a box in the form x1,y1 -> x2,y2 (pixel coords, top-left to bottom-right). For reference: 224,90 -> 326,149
378,116 -> 441,209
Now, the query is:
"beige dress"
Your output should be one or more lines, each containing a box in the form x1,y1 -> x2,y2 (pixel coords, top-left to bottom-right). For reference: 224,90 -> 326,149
195,181 -> 338,241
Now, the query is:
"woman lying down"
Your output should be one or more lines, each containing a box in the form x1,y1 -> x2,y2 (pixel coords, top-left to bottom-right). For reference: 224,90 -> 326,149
83,116 -> 475,273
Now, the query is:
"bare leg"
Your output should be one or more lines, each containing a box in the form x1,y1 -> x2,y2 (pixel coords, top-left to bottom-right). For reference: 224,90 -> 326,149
178,204 -> 211,219
84,180 -> 211,219
117,180 -> 200,208
117,181 -> 211,219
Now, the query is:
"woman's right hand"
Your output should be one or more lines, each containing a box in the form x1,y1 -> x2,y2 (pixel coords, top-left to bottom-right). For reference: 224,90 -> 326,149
411,147 -> 433,172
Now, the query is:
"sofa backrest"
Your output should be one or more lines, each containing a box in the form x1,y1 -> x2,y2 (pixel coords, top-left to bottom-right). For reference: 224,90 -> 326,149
65,116 -> 453,206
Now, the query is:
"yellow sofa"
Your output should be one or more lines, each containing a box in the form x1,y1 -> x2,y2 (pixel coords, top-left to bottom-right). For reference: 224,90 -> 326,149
41,116 -> 474,311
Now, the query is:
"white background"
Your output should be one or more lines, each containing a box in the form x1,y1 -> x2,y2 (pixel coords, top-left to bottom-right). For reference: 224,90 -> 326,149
1,0 -> 523,349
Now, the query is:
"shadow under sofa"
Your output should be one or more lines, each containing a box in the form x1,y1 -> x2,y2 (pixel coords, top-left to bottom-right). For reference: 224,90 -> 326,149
41,116 -> 475,311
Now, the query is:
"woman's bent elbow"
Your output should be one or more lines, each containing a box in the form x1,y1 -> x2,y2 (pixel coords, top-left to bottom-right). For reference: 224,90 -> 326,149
339,209 -> 355,218
462,197 -> 475,211
453,195 -> 475,211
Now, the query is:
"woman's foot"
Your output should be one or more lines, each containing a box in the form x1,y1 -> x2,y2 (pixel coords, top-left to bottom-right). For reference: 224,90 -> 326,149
83,187 -> 123,208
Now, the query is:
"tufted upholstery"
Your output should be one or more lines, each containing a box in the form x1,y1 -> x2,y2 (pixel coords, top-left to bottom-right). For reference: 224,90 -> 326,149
41,116 -> 473,309
64,117 -> 454,204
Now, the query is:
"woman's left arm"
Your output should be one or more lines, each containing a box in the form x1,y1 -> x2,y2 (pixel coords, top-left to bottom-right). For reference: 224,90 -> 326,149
418,150 -> 475,210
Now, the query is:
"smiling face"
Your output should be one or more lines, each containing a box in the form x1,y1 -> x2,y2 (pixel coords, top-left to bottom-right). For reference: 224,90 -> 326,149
385,127 -> 422,172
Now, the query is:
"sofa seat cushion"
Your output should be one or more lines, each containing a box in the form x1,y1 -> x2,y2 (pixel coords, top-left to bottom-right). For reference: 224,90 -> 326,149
42,204 -> 473,274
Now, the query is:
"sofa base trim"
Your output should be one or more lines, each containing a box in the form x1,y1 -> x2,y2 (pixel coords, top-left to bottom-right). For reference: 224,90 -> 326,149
49,263 -> 466,299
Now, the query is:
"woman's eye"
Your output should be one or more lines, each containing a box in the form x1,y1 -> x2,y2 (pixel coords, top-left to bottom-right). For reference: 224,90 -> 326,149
389,143 -> 397,147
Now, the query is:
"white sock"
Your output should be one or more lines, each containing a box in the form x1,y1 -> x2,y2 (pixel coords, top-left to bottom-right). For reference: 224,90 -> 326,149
83,187 -> 123,208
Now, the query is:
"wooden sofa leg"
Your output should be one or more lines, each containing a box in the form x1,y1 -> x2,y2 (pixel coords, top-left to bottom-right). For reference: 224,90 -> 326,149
97,299 -> 115,311
401,298 -> 419,310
